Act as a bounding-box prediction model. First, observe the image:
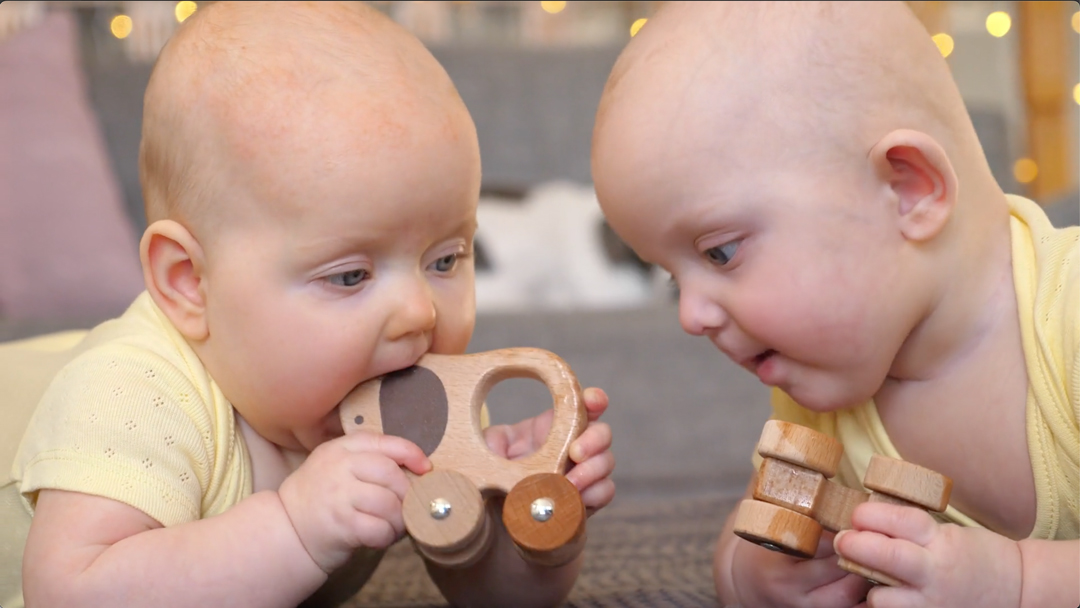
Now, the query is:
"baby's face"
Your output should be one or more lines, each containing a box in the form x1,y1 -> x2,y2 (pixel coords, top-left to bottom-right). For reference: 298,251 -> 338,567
594,92 -> 916,412
195,94 -> 480,452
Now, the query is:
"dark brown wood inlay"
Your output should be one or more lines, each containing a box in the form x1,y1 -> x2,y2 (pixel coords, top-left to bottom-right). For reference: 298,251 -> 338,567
379,366 -> 448,456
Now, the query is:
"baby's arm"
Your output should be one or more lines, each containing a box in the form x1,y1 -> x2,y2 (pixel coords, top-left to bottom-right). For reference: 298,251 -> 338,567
22,431 -> 430,608
23,489 -> 326,608
1017,538 -> 1080,608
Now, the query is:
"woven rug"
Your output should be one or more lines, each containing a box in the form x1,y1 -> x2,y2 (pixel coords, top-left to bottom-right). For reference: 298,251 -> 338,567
345,493 -> 739,608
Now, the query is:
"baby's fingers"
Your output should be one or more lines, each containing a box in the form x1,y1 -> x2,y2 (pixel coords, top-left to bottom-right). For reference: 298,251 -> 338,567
347,509 -> 403,550
578,478 -> 615,512
350,484 -> 407,540
343,430 -> 432,476
804,571 -> 873,608
582,387 -> 609,421
864,585 -> 928,608
850,502 -> 938,546
834,529 -> 929,588
566,449 -> 615,490
569,421 -> 612,463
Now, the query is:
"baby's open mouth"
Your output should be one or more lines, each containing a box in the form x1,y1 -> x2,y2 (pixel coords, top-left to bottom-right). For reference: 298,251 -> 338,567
752,349 -> 777,368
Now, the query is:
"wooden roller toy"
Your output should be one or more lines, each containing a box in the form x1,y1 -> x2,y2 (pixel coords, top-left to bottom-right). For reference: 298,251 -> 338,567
733,420 -> 952,587
339,348 -> 588,569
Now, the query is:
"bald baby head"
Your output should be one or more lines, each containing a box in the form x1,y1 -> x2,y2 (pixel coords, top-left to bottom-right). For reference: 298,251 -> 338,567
139,1 -> 471,238
594,1 -> 985,181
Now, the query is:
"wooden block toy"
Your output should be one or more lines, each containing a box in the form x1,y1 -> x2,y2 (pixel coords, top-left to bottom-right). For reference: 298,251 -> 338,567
339,348 -> 588,569
734,420 -> 952,587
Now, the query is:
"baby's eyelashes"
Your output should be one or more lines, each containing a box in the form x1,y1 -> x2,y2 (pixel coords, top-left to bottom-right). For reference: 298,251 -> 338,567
326,269 -> 369,287
704,240 -> 741,266
428,246 -> 471,275
429,253 -> 458,273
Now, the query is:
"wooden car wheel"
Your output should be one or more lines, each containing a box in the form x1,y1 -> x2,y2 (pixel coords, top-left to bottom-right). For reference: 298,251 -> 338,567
403,470 -> 492,568
757,420 -> 844,478
502,473 -> 586,567
733,499 -> 822,559
862,454 -> 952,512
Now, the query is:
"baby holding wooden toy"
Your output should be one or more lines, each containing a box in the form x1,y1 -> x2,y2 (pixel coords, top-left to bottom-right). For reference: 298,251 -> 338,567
1,3 -> 615,607
590,2 -> 1077,607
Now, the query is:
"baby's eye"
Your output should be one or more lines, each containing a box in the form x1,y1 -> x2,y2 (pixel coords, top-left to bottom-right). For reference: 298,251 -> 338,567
430,253 -> 458,273
704,240 -> 741,266
327,269 -> 369,287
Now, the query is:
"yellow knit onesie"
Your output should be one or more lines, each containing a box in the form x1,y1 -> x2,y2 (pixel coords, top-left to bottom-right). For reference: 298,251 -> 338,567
756,194 -> 1079,540
4,293 -> 387,607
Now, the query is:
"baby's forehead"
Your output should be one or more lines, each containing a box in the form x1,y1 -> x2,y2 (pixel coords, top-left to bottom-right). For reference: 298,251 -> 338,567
140,2 -> 475,233
166,2 -> 443,105
177,6 -> 459,148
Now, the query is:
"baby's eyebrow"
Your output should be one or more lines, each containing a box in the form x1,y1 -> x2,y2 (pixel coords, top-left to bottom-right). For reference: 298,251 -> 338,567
287,233 -> 384,266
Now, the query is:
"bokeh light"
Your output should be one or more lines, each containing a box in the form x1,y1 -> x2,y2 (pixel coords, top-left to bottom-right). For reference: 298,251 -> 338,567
1013,158 -> 1038,184
1074,83 -> 1080,106
540,1 -> 566,14
630,18 -> 647,37
110,14 -> 132,39
932,33 -> 954,58
175,1 -> 197,23
985,11 -> 1011,38
1072,11 -> 1079,34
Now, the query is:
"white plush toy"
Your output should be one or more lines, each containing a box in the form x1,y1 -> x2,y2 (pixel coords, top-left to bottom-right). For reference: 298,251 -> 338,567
474,181 -> 662,314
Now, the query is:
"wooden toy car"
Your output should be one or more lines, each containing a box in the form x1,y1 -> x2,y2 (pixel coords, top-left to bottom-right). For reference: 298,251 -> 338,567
733,420 -> 953,586
339,348 -> 588,569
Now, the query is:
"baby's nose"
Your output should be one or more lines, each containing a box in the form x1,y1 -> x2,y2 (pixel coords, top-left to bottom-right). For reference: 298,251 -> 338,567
678,288 -> 726,336
386,281 -> 437,341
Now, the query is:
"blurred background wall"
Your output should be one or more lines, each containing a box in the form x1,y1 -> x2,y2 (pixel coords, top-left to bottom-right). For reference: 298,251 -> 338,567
0,0 -> 1077,333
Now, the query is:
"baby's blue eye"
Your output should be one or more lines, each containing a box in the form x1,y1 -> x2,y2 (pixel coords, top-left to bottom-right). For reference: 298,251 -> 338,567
431,253 -> 458,273
327,269 -> 368,287
705,241 -> 740,266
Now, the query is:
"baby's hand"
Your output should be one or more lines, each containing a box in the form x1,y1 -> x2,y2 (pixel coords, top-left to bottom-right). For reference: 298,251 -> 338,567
731,530 -> 873,608
277,431 -> 431,573
834,502 -> 1022,608
483,387 -> 615,512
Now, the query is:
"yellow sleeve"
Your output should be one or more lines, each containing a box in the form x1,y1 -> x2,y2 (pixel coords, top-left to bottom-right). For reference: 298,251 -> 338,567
1,331 -> 89,486
14,344 -> 218,527
480,402 -> 491,429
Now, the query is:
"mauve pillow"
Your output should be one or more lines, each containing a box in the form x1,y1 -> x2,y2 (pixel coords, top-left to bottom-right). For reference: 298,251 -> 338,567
0,10 -> 144,327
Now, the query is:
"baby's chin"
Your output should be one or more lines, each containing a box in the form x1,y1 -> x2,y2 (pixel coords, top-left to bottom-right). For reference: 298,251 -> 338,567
778,379 -> 877,413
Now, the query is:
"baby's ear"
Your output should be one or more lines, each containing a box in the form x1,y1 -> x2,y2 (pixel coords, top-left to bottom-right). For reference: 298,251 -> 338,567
139,220 -> 209,341
869,129 -> 958,242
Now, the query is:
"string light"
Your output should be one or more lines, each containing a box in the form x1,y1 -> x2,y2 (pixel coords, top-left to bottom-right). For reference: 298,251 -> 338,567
931,33 -> 954,58
540,1 -> 565,14
175,1 -> 197,23
985,11 -> 1011,38
630,18 -> 647,37
110,14 -> 132,39
1013,159 -> 1038,184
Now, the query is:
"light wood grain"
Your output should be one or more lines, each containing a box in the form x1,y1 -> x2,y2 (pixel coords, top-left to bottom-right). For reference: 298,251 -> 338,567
757,420 -> 843,478
502,473 -> 587,567
815,479 -> 868,532
863,454 -> 952,512
753,457 -> 827,517
733,499 -> 822,559
739,421 -> 953,587
339,347 -> 589,566
340,348 -> 587,493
